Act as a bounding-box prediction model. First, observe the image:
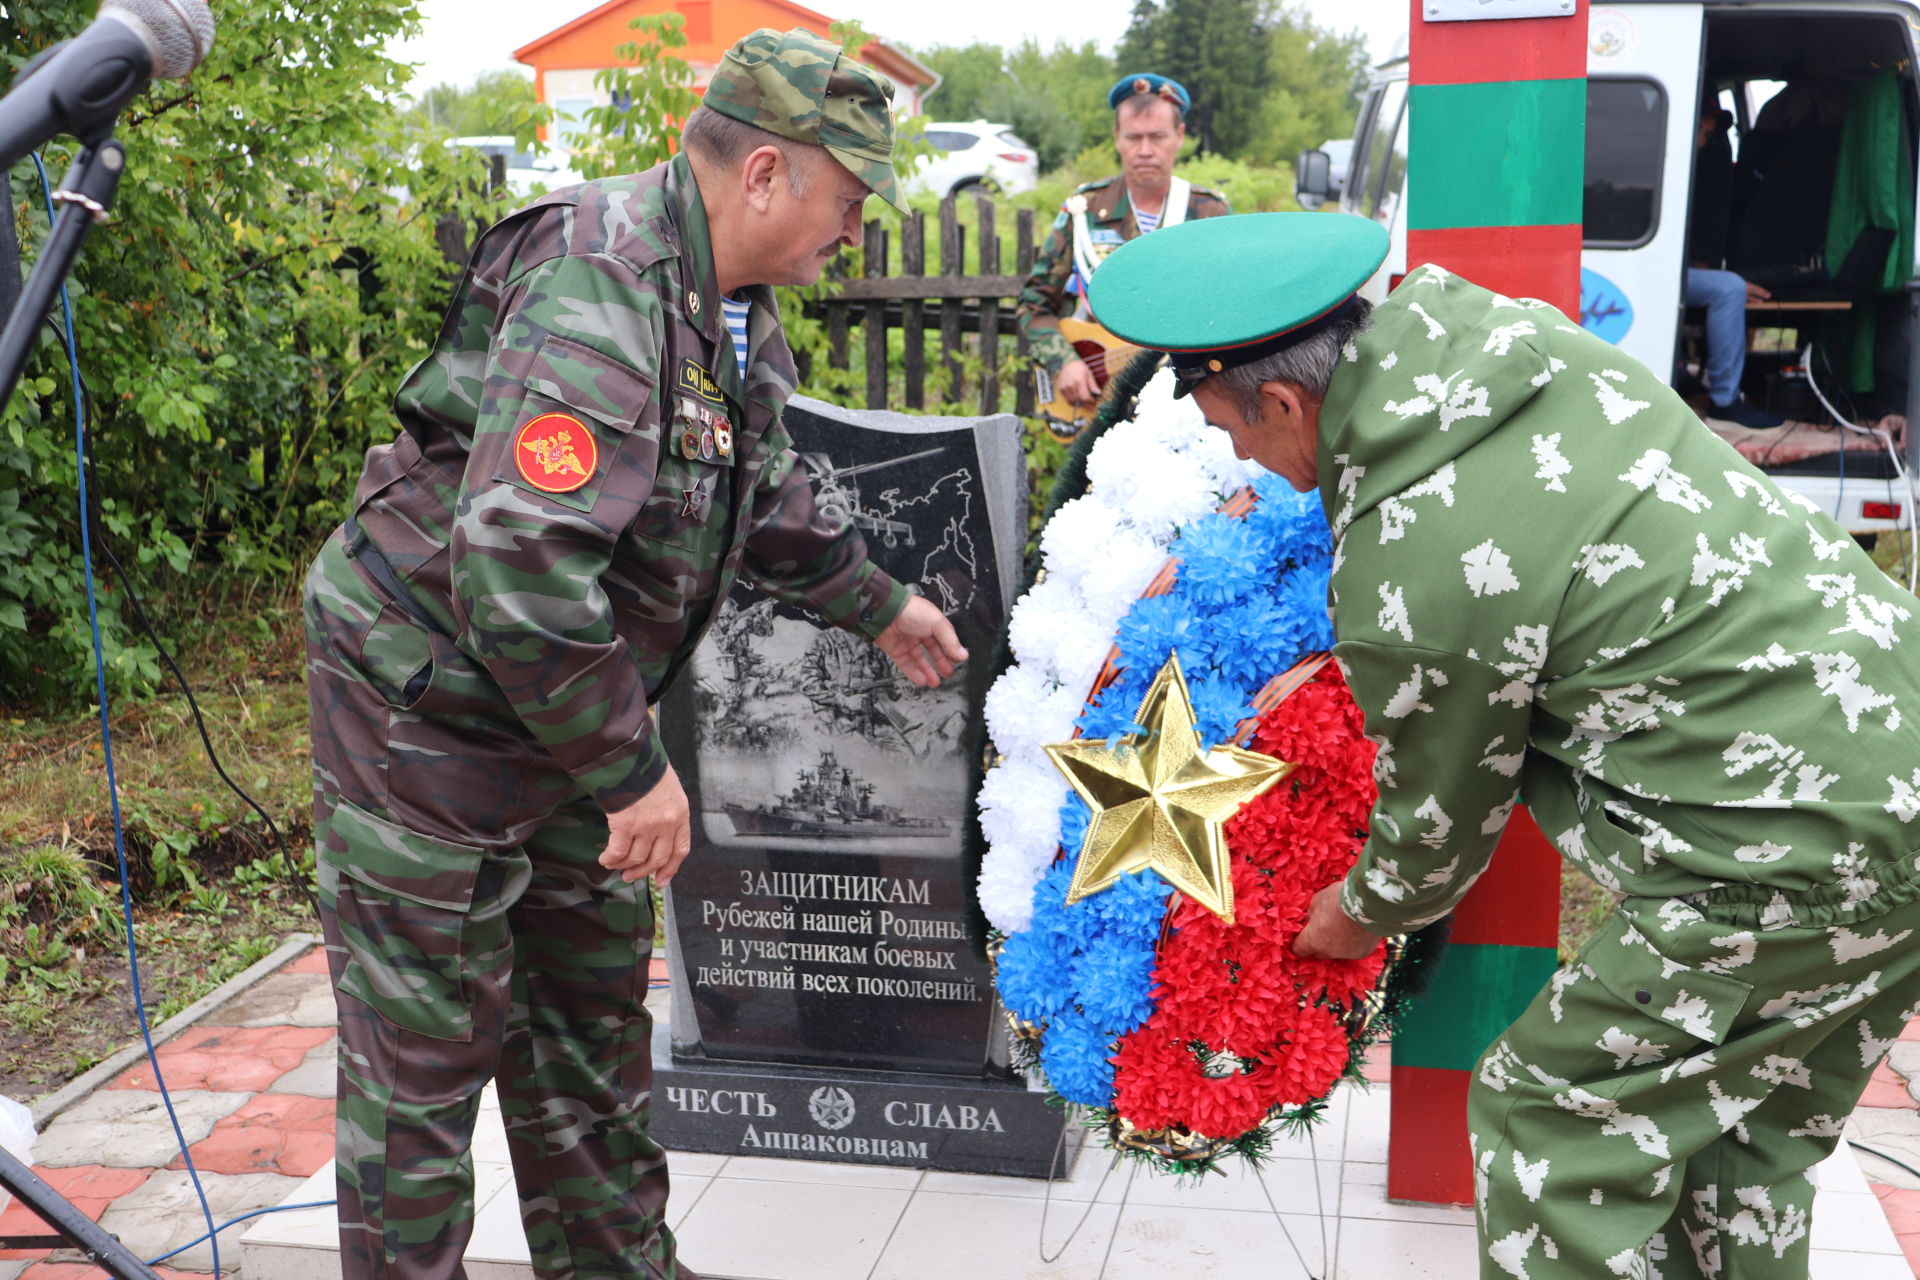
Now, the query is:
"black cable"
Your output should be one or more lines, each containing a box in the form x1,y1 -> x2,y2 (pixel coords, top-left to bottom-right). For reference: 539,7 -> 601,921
52,315 -> 315,921
1851,1140 -> 1920,1183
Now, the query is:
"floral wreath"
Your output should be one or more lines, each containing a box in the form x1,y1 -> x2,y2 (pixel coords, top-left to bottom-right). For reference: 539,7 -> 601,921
976,361 -> 1408,1171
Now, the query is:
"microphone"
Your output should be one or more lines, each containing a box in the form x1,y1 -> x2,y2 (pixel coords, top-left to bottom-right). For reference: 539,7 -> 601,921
0,0 -> 216,171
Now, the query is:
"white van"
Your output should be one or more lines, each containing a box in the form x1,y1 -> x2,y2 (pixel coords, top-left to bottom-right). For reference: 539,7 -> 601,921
1302,1 -> 1920,536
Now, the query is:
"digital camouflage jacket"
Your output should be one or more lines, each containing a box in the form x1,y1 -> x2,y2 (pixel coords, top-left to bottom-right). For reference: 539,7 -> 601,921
1014,175 -> 1230,375
1323,265 -> 1920,936
337,154 -> 909,816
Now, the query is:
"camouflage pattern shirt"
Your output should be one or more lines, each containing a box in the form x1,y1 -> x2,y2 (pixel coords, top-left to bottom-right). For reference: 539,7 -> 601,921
1014,175 -> 1230,376
343,153 -> 910,817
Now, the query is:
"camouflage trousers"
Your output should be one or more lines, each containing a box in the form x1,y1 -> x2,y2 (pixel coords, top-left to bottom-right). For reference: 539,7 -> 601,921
1470,873 -> 1920,1279
304,531 -> 691,1280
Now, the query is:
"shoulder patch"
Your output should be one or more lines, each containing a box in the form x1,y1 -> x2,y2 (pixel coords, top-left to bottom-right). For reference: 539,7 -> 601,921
1076,177 -> 1116,192
514,413 -> 597,493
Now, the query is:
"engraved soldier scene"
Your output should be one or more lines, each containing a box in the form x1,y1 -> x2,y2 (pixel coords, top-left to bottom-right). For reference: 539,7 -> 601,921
8,2 -> 1920,1280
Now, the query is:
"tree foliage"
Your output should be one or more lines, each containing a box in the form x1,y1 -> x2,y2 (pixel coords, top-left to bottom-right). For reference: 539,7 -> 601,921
405,69 -> 545,140
915,39 -> 1114,173
574,13 -> 702,180
0,0 -> 508,707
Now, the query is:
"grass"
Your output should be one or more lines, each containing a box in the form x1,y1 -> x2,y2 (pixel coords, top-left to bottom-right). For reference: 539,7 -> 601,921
0,589 -> 317,1098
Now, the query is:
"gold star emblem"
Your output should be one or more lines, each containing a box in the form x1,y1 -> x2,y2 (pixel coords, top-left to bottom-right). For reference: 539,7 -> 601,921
1045,653 -> 1291,923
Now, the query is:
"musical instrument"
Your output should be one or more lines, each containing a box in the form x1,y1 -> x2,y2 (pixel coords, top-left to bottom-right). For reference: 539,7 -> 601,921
1035,317 -> 1144,432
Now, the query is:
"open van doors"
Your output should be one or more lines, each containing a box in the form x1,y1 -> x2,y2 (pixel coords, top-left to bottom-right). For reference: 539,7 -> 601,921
1322,0 -> 1920,538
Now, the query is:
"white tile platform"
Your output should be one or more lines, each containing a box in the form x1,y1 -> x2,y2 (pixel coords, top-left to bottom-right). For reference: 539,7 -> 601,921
241,1075 -> 1910,1279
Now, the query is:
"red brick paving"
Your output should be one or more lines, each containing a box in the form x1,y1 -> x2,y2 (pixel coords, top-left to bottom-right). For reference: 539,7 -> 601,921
1873,1184 -> 1920,1272
0,1165 -> 150,1260
282,946 -> 331,976
171,1092 -> 335,1177
1859,1062 -> 1915,1110
107,1025 -> 335,1093
17,1263 -> 203,1278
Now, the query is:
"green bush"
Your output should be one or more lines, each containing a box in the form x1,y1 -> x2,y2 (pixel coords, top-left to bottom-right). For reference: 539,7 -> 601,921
0,0 -> 507,708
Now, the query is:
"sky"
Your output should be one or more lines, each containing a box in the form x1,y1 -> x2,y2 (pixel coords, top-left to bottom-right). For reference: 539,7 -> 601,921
385,0 -> 1412,97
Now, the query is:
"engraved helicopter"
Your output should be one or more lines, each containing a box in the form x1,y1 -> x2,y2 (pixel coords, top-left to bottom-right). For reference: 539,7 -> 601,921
799,446 -> 947,550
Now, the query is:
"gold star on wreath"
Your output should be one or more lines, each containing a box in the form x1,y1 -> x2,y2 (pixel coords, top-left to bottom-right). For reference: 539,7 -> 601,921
1045,653 -> 1292,923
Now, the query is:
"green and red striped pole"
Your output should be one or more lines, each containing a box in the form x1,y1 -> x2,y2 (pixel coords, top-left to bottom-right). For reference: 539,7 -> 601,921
1388,0 -> 1588,1205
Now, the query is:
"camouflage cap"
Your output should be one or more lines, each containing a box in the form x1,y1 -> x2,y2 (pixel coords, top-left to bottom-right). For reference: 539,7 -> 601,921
704,27 -> 904,212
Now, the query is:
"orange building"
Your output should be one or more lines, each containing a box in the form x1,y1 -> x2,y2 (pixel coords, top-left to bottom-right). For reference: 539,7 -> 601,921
513,0 -> 938,148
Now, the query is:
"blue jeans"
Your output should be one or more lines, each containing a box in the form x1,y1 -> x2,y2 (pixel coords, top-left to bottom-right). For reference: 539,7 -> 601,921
1685,267 -> 1748,409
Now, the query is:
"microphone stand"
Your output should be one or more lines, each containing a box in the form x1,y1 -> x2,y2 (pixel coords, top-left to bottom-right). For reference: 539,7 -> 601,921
0,134 -> 124,410
0,137 -> 156,1280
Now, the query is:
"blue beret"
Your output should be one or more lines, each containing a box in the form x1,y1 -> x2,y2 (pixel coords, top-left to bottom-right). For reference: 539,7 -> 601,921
1108,73 -> 1190,113
1088,212 -> 1389,397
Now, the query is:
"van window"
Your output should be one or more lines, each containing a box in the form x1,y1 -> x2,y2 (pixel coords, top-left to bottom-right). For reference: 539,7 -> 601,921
1360,80 -> 1410,223
1584,79 -> 1666,247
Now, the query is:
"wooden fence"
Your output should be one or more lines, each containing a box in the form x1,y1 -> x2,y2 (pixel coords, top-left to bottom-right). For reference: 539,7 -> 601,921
817,195 -> 1041,417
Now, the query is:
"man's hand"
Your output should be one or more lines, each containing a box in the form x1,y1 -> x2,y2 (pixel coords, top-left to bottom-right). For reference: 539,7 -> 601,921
875,594 -> 968,688
1056,358 -> 1099,406
599,765 -> 691,886
1293,882 -> 1382,960
1745,278 -> 1772,304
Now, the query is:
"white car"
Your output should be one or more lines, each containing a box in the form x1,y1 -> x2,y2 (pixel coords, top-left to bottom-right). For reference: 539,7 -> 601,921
450,136 -> 584,199
904,121 -> 1038,198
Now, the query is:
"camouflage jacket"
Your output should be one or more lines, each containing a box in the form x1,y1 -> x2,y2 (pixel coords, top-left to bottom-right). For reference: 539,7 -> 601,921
340,154 -> 909,814
1014,175 -> 1230,375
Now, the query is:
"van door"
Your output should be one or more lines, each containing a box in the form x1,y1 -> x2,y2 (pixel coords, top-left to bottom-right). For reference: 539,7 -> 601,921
1581,4 -> 1705,379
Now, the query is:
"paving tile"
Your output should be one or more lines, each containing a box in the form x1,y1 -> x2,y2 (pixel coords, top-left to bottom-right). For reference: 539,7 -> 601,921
174,1093 -> 335,1178
1358,1038 -> 1391,1085
463,1177 -> 533,1266
1885,1041 -> 1920,1081
870,1190 -> 1123,1280
0,1166 -> 149,1259
108,1027 -> 337,1094
665,1149 -> 727,1179
267,1038 -> 337,1099
30,1089 -> 249,1169
674,1176 -> 910,1280
1101,1202 -> 1334,1279
96,1168 -> 305,1272
1341,1160 -> 1478,1227
1810,1187 -> 1903,1252
280,946 -> 330,976
1859,1067 -> 1912,1110
1900,1018 -> 1920,1043
207,971 -> 338,1029
1872,1182 -> 1920,1234
1808,1250 -> 1917,1279
1848,1109 -> 1920,1190
0,1262 -> 24,1280
1332,1213 -> 1480,1276
667,1175 -> 712,1232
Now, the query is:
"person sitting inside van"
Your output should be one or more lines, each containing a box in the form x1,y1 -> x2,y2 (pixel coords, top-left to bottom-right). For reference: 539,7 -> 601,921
1686,104 -> 1785,430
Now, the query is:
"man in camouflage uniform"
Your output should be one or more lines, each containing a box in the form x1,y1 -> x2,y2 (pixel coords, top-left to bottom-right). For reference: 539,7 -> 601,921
302,28 -> 965,1280
1092,213 -> 1920,1278
1014,72 -> 1229,432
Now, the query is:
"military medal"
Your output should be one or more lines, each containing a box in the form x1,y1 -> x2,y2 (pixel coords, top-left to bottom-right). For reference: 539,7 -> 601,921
699,426 -> 715,460
714,422 -> 733,458
680,426 -> 703,459
681,487 -> 705,517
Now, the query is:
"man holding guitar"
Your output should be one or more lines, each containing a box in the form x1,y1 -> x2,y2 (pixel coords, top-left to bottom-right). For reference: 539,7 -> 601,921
1015,73 -> 1231,437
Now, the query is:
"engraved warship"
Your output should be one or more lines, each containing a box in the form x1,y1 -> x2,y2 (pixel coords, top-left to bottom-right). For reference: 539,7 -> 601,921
724,749 -> 950,839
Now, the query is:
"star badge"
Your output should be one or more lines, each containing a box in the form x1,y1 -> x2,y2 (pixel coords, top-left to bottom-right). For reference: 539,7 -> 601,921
1044,653 -> 1291,923
681,487 -> 706,518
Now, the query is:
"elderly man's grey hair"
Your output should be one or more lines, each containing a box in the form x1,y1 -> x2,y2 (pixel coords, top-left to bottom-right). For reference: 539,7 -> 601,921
1208,299 -> 1374,426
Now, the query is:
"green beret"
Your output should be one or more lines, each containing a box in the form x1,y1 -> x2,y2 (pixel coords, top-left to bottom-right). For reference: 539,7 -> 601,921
1088,212 -> 1389,397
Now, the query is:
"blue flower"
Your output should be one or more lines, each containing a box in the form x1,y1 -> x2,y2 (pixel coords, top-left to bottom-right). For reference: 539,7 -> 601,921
1189,674 -> 1258,748
1114,595 -> 1211,675
1040,1009 -> 1118,1106
1059,794 -> 1092,852
1071,934 -> 1158,1032
1172,517 -> 1272,608
996,927 -> 1076,1024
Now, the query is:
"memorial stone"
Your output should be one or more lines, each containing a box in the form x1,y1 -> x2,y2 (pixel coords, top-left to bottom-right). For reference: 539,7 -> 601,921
654,397 -> 1070,1177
